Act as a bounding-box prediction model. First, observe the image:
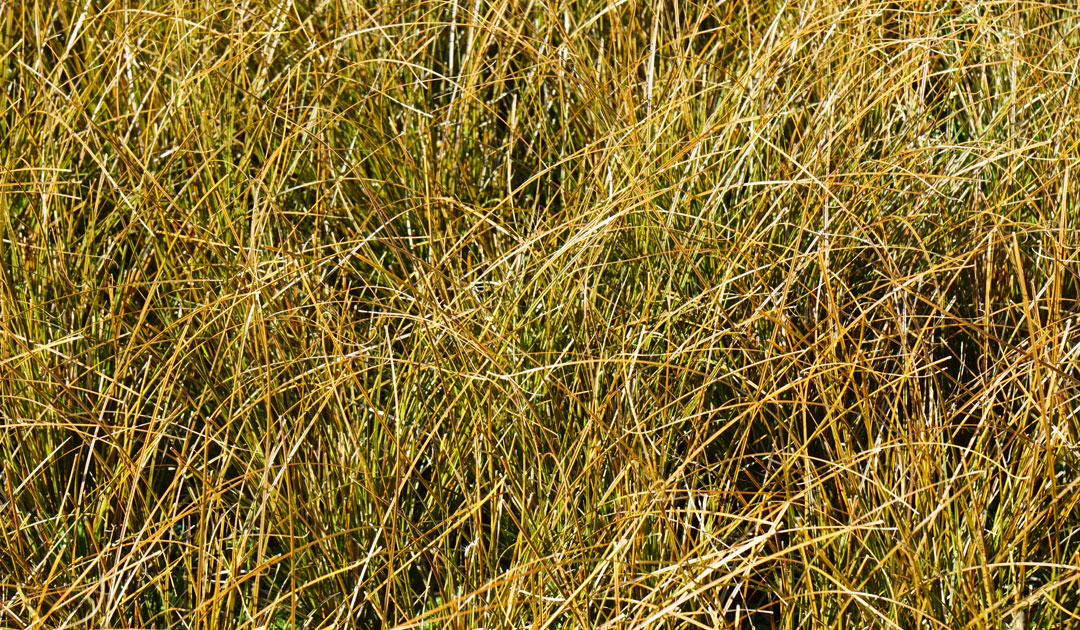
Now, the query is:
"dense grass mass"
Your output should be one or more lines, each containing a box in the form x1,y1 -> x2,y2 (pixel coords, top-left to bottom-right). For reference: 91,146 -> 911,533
3,0 -> 1080,628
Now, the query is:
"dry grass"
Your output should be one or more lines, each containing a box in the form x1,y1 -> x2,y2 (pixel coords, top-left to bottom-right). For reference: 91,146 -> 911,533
2,0 -> 1080,628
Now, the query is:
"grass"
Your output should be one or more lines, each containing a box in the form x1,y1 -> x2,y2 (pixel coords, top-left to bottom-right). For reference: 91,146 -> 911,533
1,0 -> 1080,628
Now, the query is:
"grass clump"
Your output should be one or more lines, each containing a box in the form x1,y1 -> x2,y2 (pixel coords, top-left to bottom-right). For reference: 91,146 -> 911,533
2,0 -> 1080,628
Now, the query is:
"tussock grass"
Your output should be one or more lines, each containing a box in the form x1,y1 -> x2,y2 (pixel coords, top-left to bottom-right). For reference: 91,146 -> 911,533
2,1 -> 1080,628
